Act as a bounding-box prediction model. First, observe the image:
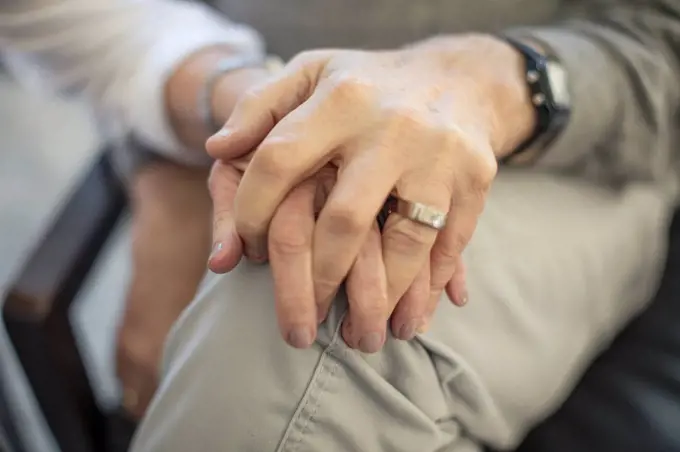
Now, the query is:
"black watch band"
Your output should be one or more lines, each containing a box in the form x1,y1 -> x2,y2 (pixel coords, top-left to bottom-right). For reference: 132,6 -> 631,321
500,36 -> 570,164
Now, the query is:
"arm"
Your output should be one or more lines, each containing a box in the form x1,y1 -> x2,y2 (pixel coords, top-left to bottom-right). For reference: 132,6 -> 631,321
506,1 -> 680,191
0,0 -> 266,162
117,160 -> 213,419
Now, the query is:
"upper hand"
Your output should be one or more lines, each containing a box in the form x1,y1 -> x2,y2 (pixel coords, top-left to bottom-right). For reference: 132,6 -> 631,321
207,34 -> 535,351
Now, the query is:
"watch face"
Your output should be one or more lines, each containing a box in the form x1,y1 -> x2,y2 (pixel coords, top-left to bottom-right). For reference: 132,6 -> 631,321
546,61 -> 570,107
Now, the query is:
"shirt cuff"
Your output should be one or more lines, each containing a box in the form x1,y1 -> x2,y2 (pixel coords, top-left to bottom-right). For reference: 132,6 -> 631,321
125,8 -> 264,166
504,27 -> 622,170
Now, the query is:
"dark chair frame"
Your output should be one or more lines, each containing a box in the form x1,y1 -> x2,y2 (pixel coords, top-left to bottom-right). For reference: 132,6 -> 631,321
0,368 -> 26,452
2,149 -> 127,452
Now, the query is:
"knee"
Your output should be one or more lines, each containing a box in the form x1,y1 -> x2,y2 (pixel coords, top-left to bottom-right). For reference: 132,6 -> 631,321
130,265 -> 325,451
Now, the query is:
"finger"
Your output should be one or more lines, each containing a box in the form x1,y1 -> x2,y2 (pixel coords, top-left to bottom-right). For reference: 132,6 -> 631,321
269,178 -> 318,349
313,150 -> 400,320
234,82 -> 365,260
382,175 -> 452,310
205,51 -> 333,160
415,256 -> 465,339
205,62 -> 313,160
207,161 -> 245,273
390,258 -> 431,341
445,257 -> 468,306
342,222 -> 389,354
430,196 -> 482,306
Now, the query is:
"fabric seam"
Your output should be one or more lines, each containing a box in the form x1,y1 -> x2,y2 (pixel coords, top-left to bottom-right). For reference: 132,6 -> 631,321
276,314 -> 347,452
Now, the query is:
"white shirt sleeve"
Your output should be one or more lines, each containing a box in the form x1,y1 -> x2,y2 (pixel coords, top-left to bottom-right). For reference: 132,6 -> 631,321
0,0 -> 265,163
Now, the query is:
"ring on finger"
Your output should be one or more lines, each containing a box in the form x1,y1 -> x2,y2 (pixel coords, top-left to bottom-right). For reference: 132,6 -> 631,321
377,195 -> 448,232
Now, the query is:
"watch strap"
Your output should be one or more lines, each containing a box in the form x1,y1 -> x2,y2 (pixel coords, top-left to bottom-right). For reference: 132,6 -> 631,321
500,36 -> 568,165
198,55 -> 265,134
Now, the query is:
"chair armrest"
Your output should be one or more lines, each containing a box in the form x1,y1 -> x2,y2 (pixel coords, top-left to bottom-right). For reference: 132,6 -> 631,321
2,148 -> 127,452
0,368 -> 25,452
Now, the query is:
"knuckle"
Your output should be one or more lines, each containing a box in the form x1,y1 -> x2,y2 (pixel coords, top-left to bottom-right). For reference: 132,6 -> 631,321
326,75 -> 372,105
470,155 -> 497,189
253,139 -> 303,180
269,227 -> 310,256
238,87 -> 265,109
457,137 -> 497,191
384,221 -> 432,253
437,125 -> 463,151
352,301 -> 388,325
431,242 -> 459,265
385,108 -> 430,133
314,254 -> 348,293
289,49 -> 327,68
350,275 -> 389,312
381,107 -> 452,154
466,170 -> 493,202
323,202 -> 368,236
450,231 -> 470,254
287,51 -> 312,67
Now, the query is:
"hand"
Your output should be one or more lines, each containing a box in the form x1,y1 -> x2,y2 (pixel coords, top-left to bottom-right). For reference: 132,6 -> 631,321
209,159 -> 421,352
207,34 -> 535,350
117,162 -> 212,418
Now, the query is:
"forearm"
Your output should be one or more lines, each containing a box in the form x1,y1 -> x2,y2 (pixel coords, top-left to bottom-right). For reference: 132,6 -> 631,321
0,0 -> 264,163
505,1 -> 680,190
164,48 -> 269,152
118,161 -> 214,418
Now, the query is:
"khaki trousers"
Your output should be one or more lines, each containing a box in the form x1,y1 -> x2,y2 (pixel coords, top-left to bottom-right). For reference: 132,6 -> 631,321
131,171 -> 669,452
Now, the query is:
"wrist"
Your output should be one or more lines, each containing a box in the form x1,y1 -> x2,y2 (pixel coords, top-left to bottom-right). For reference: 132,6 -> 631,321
411,34 -> 537,159
165,46 -> 241,151
481,36 -> 537,159
165,47 -> 266,152
211,67 -> 270,126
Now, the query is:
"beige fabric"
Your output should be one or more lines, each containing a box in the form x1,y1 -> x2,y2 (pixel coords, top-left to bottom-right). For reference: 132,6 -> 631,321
131,170 -> 671,451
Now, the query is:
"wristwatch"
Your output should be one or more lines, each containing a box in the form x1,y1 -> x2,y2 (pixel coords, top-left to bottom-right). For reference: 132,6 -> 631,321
500,36 -> 571,164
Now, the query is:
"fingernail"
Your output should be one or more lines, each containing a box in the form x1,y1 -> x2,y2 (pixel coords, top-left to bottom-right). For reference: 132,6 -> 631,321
358,332 -> 384,354
458,290 -> 469,306
397,320 -> 419,341
214,127 -> 231,138
287,327 -> 314,349
209,242 -> 223,261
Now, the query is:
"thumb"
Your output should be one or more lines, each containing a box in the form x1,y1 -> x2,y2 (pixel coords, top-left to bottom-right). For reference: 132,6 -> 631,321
207,160 -> 245,273
205,52 -> 328,161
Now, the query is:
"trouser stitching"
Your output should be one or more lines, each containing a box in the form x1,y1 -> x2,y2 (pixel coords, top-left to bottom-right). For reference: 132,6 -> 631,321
277,313 -> 346,452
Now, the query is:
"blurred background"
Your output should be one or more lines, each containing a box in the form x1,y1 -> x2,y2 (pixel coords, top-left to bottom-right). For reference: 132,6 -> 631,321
0,65 -> 130,452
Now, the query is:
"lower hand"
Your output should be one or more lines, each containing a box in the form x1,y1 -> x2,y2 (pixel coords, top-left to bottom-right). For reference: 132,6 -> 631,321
208,157 -> 467,352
